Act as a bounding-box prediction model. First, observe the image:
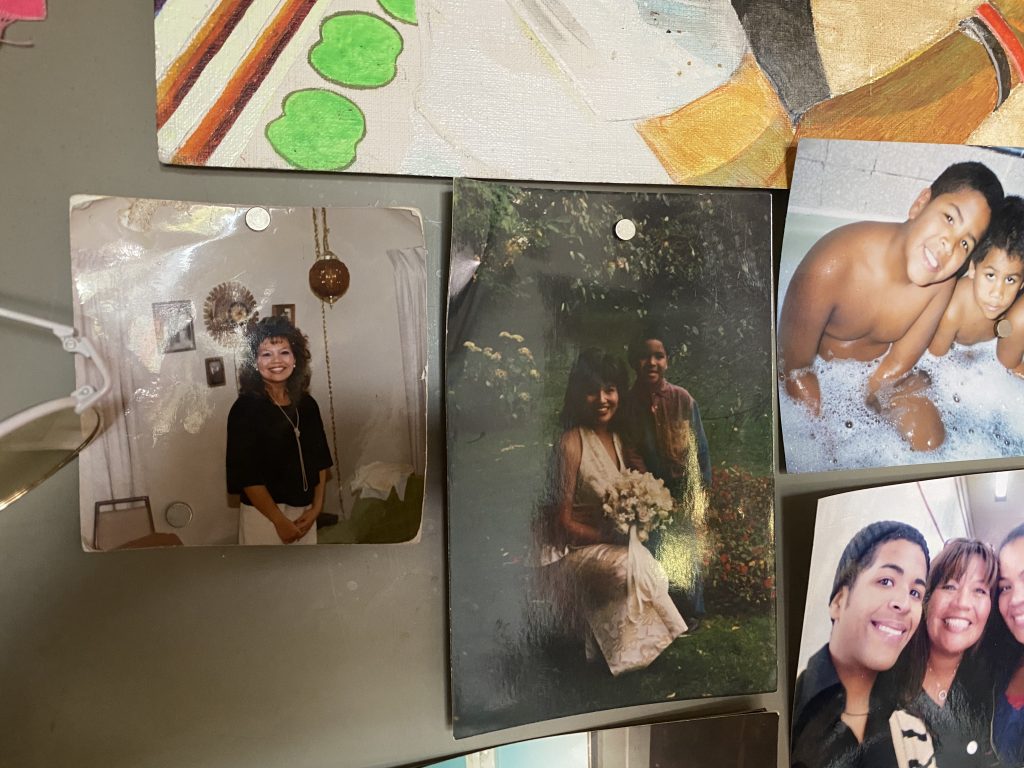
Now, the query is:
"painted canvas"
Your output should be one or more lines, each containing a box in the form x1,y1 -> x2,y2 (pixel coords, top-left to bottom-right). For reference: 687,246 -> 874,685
777,139 -> 1024,473
154,0 -> 1024,187
426,711 -> 779,768
70,197 -> 427,548
793,472 -> 1024,768
446,180 -> 776,737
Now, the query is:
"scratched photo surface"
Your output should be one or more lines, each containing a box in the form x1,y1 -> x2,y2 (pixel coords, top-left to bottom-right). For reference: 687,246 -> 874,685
445,180 -> 776,737
70,196 -> 426,549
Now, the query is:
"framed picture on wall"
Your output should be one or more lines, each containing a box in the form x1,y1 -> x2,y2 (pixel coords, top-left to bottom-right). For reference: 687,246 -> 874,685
271,303 -> 295,325
204,357 -> 226,387
152,300 -> 196,353
71,197 -> 428,549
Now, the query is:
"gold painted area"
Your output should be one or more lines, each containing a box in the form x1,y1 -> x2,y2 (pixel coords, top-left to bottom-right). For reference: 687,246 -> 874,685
968,87 -> 1024,145
811,0 -> 980,96
796,32 -> 996,144
636,54 -> 793,188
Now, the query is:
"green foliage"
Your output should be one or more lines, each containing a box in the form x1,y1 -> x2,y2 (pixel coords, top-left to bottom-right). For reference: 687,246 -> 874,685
377,0 -> 416,24
705,467 -> 775,611
459,331 -> 542,425
310,12 -> 403,88
266,89 -> 365,170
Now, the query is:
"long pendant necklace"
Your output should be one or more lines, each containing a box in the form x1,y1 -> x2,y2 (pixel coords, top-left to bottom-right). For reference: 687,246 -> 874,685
276,401 -> 309,492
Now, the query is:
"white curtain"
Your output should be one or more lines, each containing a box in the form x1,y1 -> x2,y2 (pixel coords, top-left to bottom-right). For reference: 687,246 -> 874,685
387,246 -> 427,476
73,255 -> 147,547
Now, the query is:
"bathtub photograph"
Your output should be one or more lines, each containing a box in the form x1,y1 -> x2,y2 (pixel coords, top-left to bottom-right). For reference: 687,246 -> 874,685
778,139 -> 1024,473
792,471 -> 1024,768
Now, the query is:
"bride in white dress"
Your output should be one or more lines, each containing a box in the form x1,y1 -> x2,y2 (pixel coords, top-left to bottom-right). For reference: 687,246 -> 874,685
545,348 -> 687,675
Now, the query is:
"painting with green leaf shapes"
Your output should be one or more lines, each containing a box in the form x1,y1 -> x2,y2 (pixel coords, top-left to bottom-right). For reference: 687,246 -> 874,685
154,0 -> 1024,187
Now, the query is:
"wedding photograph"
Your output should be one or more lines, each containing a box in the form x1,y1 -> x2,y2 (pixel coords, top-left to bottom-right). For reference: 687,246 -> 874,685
70,197 -> 427,548
793,472 -> 1024,768
445,180 -> 777,737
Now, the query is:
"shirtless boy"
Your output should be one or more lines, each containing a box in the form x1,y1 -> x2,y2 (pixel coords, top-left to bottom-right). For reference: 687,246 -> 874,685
779,162 -> 1003,450
930,197 -> 1024,357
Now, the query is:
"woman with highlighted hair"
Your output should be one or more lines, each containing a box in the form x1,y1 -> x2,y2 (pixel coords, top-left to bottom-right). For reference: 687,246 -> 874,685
226,316 -> 333,545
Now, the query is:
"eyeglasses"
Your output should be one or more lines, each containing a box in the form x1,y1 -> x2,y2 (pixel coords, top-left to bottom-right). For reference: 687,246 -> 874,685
0,307 -> 110,510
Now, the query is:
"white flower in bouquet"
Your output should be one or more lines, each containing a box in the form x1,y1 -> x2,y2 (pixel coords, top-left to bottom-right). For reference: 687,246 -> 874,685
602,470 -> 674,542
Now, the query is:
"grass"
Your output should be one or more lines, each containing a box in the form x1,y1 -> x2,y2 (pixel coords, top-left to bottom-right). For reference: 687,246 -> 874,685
447,418 -> 776,737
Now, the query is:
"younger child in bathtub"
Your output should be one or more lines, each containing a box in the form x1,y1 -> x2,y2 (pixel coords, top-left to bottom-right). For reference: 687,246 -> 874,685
930,196 -> 1024,358
779,162 -> 1003,451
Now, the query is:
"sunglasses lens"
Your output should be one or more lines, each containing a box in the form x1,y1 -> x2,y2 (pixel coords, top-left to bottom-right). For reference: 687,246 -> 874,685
0,406 -> 101,511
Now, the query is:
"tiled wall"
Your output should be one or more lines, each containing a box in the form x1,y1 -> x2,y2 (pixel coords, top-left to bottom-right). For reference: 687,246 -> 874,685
790,139 -> 1024,219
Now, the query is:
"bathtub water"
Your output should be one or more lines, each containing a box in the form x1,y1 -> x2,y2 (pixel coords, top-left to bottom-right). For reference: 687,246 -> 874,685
775,208 -> 1024,471
780,341 -> 1024,472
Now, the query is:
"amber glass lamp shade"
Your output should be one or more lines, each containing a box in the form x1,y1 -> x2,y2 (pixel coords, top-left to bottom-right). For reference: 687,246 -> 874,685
308,253 -> 350,304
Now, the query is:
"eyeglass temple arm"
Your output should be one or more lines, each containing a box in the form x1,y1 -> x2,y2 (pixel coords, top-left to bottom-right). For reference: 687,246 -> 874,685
0,307 -> 111,413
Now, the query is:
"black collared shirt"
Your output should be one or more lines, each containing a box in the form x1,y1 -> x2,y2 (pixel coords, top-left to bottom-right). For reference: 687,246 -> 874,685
791,645 -> 899,768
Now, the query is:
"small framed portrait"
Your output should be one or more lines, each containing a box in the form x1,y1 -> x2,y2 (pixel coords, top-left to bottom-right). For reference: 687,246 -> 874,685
272,304 -> 295,325
204,357 -> 226,387
152,300 -> 196,353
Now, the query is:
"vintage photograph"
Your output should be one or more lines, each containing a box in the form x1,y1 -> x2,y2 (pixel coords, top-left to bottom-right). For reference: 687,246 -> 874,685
204,356 -> 226,387
778,139 -> 1024,472
427,711 -> 778,768
152,300 -> 196,353
71,197 -> 427,548
446,180 -> 776,736
793,472 -> 1024,768
271,303 -> 296,325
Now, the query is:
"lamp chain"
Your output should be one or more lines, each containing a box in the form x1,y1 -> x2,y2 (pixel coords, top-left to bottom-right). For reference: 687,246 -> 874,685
312,206 -> 344,517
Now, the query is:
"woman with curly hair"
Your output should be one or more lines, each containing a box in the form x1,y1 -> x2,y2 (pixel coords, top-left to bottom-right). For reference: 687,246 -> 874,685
227,316 -> 333,545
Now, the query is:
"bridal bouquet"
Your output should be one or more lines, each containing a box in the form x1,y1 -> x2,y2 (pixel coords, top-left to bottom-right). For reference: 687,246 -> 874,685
602,470 -> 674,543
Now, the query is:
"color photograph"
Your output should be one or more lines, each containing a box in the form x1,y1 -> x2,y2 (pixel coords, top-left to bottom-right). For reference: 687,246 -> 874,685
70,197 -> 427,548
778,139 -> 1024,472
793,472 -> 1024,768
446,180 -> 776,737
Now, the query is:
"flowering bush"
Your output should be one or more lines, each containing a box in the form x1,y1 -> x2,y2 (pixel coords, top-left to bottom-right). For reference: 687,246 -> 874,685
460,330 -> 542,422
704,466 -> 775,611
602,470 -> 674,542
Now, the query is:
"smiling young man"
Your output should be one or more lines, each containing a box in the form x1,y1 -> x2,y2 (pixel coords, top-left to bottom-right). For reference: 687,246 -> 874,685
791,520 -> 930,768
779,162 -> 1003,450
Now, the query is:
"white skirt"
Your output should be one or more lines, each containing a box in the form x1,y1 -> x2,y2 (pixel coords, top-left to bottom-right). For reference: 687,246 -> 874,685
238,502 -> 318,546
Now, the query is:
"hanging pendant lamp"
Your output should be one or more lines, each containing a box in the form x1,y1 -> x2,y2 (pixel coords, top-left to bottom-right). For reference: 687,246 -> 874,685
308,207 -> 350,304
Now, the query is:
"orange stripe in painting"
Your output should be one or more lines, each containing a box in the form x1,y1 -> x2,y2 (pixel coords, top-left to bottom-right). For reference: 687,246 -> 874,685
977,3 -> 1024,82
172,0 -> 317,166
156,0 -> 256,130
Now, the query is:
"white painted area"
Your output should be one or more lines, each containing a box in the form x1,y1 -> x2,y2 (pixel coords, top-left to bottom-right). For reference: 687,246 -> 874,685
154,0 -> 218,76
70,198 -> 427,547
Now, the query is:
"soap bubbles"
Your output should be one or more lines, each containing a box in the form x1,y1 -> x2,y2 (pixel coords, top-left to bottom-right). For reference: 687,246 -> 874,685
780,341 -> 1024,472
